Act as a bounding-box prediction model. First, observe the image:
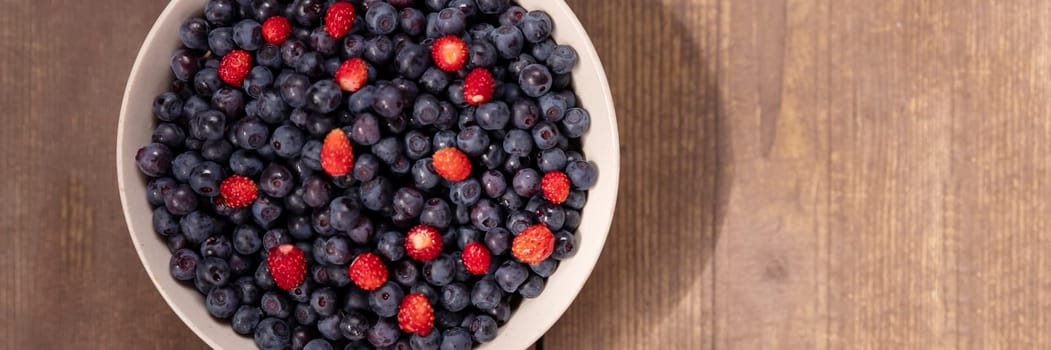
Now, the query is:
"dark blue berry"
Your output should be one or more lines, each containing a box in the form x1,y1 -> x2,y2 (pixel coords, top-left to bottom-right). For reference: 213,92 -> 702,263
470,199 -> 503,232
365,35 -> 395,64
420,198 -> 452,229
153,92 -> 183,121
254,318 -> 291,350
489,24 -> 524,59
179,17 -> 211,50
468,314 -> 498,342
204,0 -> 239,26
230,149 -> 264,176
469,40 -> 498,68
372,84 -> 406,118
369,282 -> 404,318
435,8 -> 467,35
200,235 -> 233,259
518,63 -> 552,97
480,143 -> 507,170
393,187 -> 425,219
440,327 -> 473,350
441,282 -> 471,312
289,0 -> 324,26
170,49 -> 202,82
153,206 -> 180,237
135,143 -> 173,177
538,148 -> 567,172
552,230 -> 578,260
304,339 -> 333,350
164,184 -> 198,216
233,224 -> 263,255
395,43 -> 430,80
502,129 -> 533,156
328,195 -> 363,231
201,139 -> 234,161
518,10 -> 552,43
377,230 -> 406,261
562,107 -> 591,138
257,43 -> 283,68
455,126 -> 490,156
484,228 -> 512,256
340,311 -> 371,341
190,110 -> 225,141
412,158 -> 441,190
208,26 -> 237,56
196,256 -> 232,287
475,101 -> 511,130
342,34 -> 368,59
252,196 -> 283,228
423,254 -> 455,287
232,306 -> 263,335
259,163 -> 293,197
506,210 -> 535,234
206,286 -> 240,319
180,210 -> 216,244
243,66 -> 273,99
532,120 -> 561,150
211,87 -> 244,118
392,259 -> 420,287
233,116 -> 269,150
261,291 -> 292,318
169,248 -> 200,281
146,176 -> 178,206
565,160 -> 598,190
547,44 -> 579,75
499,6 -> 526,26
233,19 -> 264,50
193,68 -> 221,96
257,88 -> 290,123
367,318 -> 399,347
494,260 -> 528,293
281,39 -> 308,67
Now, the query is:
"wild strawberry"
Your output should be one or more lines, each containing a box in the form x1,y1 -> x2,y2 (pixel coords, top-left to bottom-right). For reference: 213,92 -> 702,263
218,49 -> 252,86
267,244 -> 306,291
219,175 -> 257,208
432,147 -> 472,182
541,171 -> 571,204
335,58 -> 368,92
349,253 -> 388,291
512,224 -> 555,264
261,16 -> 291,45
461,242 -> 491,275
321,128 -> 354,176
325,2 -> 356,39
398,293 -> 434,336
431,35 -> 468,72
404,225 -> 443,262
463,67 -> 495,105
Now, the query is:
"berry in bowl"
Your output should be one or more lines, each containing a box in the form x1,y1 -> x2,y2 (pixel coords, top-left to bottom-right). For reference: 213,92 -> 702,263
117,0 -> 618,349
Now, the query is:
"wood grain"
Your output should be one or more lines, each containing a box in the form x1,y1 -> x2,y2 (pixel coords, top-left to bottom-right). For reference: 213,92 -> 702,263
9,0 -> 1051,349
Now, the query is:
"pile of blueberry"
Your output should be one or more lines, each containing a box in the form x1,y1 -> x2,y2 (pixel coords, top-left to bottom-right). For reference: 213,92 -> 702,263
134,0 -> 597,349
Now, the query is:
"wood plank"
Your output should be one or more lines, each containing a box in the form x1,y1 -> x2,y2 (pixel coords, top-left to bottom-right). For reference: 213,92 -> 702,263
1,0 -> 209,348
712,0 -> 830,348
545,1 -> 717,349
949,1 -> 1051,348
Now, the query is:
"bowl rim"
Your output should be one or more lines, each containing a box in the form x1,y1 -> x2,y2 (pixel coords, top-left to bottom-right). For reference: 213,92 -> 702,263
117,1 -> 619,349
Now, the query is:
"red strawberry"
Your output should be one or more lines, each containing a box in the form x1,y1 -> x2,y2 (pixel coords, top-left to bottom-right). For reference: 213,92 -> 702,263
261,16 -> 291,45
349,252 -> 388,291
219,175 -> 257,208
218,49 -> 252,86
404,225 -> 443,262
461,242 -> 491,275
512,224 -> 555,264
325,2 -> 356,39
335,58 -> 368,92
541,171 -> 571,204
321,128 -> 354,176
463,67 -> 495,106
398,293 -> 434,336
267,244 -> 306,291
432,147 -> 472,182
431,35 -> 468,72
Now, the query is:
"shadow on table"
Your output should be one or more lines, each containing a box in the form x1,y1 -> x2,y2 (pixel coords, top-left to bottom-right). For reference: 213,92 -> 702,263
548,0 -> 728,347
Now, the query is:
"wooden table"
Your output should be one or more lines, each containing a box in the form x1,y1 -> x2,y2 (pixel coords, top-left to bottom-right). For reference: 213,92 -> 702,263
6,0 -> 1051,348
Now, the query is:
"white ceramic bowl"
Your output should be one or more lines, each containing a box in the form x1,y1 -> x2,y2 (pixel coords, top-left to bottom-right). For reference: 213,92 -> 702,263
117,1 -> 618,349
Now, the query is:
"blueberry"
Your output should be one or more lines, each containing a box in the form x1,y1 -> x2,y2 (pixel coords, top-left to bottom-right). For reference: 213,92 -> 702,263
153,92 -> 183,121
201,139 -> 234,161
257,43 -> 283,68
164,184 -> 198,216
424,0 -> 448,11
419,198 -> 453,230
168,248 -> 200,281
538,93 -> 567,122
305,113 -> 337,138
518,10 -> 552,43
178,211 -> 214,244
372,84 -> 406,118
262,228 -> 292,252
392,187 -> 425,219
435,8 -> 467,35
448,0 -> 477,16
399,131 -> 431,162
360,177 -> 395,212
453,126 -> 488,157
232,306 -> 263,335
488,24 -> 524,59
268,125 -> 304,159
480,228 -> 510,257
367,318 -> 400,347
212,87 -> 245,118
183,95 -> 210,120
244,66 -> 274,99
179,17 -> 211,50
135,143 -> 173,177
342,34 -> 368,60
423,254 -> 455,286
454,204 -> 471,226
525,194 -> 546,213
508,170 -> 540,201
420,68 -> 451,96
475,101 -> 511,131
206,286 -> 240,319
440,327 -> 473,350
372,137 -> 404,165
197,256 -> 232,288
398,7 -> 426,36
365,35 -> 395,64
306,27 -> 338,56
207,26 -> 237,56
304,286 -> 338,317
326,264 -> 352,287
499,5 -> 526,26
302,80 -> 341,114
304,339 -> 333,350
232,224 -> 263,255
290,0 -> 324,26
546,44 -> 579,74
518,63 -> 552,97
259,163 -> 293,198
311,207 -> 335,236
538,201 -> 567,230
446,179 -> 479,208
257,88 -> 290,123
538,148 -> 567,173
552,230 -> 578,260
467,200 -> 501,232
247,0 -> 283,21
340,311 -> 371,341
468,314 -> 498,342
152,207 -> 180,238
502,129 -> 533,156
204,0 -> 239,26
411,283 -> 440,303
506,210 -> 535,234
468,40 -> 498,69
344,114 -> 380,147
252,196 -> 283,228
296,51 -> 325,78
146,177 -> 177,206
348,217 -> 376,245
393,44 -> 429,81
193,68 -> 221,96
232,117 -> 269,150
532,121 -> 561,151
369,282 -> 404,317
363,2 -> 397,34
254,318 -> 291,350
560,108 -> 592,139
291,326 -> 316,350
170,49 -> 202,82
494,260 -> 528,292
231,19 -> 263,50
377,230 -> 406,261
565,160 -> 598,190
281,39 -> 309,67
190,110 -> 225,142
385,259 -> 418,288
412,159 -> 441,190
228,150 -> 263,177
479,143 -> 507,171
440,282 -> 471,312
508,53 -> 537,77
200,234 -> 233,259
261,291 -> 292,318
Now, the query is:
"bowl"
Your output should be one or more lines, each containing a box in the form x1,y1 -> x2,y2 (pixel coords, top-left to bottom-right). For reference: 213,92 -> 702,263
117,1 -> 619,348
